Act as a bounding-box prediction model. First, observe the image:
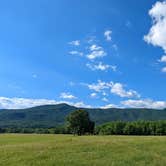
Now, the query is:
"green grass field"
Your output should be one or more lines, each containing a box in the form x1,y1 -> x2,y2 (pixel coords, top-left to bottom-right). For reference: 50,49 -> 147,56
0,134 -> 165,166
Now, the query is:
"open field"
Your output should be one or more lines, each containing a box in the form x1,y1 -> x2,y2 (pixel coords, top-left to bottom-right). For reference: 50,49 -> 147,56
0,134 -> 165,166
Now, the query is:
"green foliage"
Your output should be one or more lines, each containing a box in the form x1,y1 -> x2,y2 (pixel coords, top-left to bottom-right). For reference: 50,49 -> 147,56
66,110 -> 95,135
97,121 -> 166,135
0,126 -> 70,134
1,120 -> 165,136
0,104 -> 166,128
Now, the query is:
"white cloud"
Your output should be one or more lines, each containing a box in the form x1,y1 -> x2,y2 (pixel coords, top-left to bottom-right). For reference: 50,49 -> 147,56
87,44 -> 106,60
158,54 -> 166,73
87,50 -> 106,60
60,92 -> 76,99
159,55 -> 166,62
69,51 -> 83,56
1,97 -> 165,110
161,67 -> 166,72
69,40 -> 80,46
144,1 -> 166,73
0,97 -> 92,109
102,92 -> 108,96
121,99 -> 166,109
86,62 -> 111,71
89,44 -> 102,51
110,83 -> 140,98
102,97 -> 109,102
0,97 -> 58,109
72,101 -> 92,108
101,103 -> 117,109
87,62 -> 117,72
85,80 -> 111,92
85,80 -> 139,98
144,1 -> 166,52
90,93 -> 97,98
104,30 -> 112,41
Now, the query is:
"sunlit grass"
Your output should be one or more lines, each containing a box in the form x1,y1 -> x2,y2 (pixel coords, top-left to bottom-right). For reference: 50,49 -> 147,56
0,134 -> 165,166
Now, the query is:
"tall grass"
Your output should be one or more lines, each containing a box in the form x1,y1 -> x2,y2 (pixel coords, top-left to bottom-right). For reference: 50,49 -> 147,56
0,134 -> 165,166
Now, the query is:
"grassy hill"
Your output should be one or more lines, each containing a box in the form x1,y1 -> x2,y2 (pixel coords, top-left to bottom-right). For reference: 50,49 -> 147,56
0,103 -> 166,128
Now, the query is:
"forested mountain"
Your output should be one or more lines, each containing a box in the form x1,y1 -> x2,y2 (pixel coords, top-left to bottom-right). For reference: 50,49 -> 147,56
0,103 -> 166,128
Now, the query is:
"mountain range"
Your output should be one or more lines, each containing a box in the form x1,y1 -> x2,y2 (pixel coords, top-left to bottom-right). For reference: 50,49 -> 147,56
0,103 -> 166,128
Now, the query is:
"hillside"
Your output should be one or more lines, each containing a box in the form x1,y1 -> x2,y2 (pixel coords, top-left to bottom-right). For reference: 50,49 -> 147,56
0,104 -> 166,128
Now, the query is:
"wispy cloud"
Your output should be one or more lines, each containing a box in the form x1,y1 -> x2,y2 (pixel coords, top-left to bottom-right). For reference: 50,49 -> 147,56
90,92 -> 97,98
89,44 -> 102,51
161,67 -> 166,73
60,92 -> 76,99
87,44 -> 106,60
104,29 -> 112,41
101,103 -> 118,109
67,31 -> 118,73
69,40 -> 80,46
1,96 -> 165,110
159,55 -> 166,62
85,80 -> 111,92
73,101 -> 92,108
110,83 -> 140,98
121,99 -> 166,109
0,97 -> 58,109
102,97 -> 109,102
69,51 -> 83,56
159,55 -> 166,72
86,62 -> 112,71
0,97 -> 92,109
84,80 -> 140,98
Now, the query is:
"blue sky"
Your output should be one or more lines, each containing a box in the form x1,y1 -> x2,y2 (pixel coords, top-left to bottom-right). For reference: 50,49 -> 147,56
1,0 -> 166,109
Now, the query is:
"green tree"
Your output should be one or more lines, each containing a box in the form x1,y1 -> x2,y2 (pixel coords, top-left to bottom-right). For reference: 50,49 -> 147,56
66,109 -> 94,135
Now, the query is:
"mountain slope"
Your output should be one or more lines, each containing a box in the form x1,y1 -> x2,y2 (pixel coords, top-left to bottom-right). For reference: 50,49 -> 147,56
0,104 -> 166,128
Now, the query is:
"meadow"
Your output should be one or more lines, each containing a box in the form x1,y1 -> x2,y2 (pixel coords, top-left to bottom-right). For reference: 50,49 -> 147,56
0,134 -> 165,166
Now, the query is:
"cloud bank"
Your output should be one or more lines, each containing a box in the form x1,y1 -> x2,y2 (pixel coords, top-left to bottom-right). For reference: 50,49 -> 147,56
0,97 -> 91,109
0,97 -> 166,110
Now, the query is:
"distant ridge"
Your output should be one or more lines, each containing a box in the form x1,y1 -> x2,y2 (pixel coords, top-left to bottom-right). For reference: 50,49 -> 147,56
0,103 -> 166,128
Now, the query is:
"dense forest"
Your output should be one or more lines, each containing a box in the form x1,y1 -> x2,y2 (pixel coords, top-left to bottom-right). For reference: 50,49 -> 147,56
96,121 -> 166,135
0,104 -> 166,128
0,120 -> 165,135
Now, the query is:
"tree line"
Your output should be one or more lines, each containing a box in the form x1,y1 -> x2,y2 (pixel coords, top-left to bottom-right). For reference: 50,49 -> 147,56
96,120 -> 166,135
0,110 -> 165,135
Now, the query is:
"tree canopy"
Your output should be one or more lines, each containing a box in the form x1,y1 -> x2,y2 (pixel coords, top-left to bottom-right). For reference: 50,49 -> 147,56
66,109 -> 94,135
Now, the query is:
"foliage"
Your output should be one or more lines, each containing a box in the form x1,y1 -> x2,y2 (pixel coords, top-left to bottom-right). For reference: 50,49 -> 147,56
0,126 -> 70,134
0,104 -> 166,128
96,121 -> 166,135
66,109 -> 95,135
0,121 -> 165,136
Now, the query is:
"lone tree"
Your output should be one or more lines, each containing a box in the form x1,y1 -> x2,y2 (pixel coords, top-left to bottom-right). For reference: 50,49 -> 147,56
66,109 -> 95,135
